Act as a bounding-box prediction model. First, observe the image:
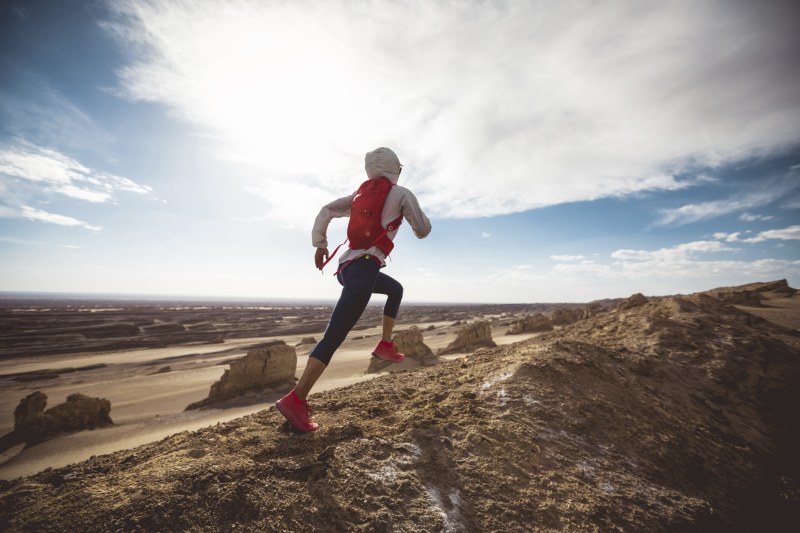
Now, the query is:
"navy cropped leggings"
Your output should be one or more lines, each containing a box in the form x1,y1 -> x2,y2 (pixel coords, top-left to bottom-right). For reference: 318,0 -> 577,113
309,255 -> 403,366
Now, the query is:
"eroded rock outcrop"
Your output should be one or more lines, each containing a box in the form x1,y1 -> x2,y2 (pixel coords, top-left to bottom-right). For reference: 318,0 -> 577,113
581,302 -> 606,319
505,313 -> 553,335
439,321 -> 496,355
0,392 -> 113,452
187,341 -> 297,409
296,337 -> 317,346
550,308 -> 582,326
617,292 -> 649,310
367,327 -> 437,373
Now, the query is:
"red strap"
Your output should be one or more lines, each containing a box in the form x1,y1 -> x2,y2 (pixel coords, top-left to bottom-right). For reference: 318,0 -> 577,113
319,239 -> 347,272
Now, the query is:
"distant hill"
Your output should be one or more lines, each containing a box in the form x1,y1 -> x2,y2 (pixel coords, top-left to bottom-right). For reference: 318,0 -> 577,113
1,281 -> 798,531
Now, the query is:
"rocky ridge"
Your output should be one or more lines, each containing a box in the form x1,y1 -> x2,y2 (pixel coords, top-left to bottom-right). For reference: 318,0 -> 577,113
0,282 -> 798,531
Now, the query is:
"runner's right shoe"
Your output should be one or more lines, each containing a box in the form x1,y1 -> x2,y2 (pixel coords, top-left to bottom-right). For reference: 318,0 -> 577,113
372,340 -> 405,363
276,390 -> 319,432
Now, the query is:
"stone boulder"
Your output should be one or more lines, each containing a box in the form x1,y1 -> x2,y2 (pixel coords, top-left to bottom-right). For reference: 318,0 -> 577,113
187,341 -> 297,409
617,293 -> 649,311
367,327 -> 437,373
0,392 -> 113,452
295,337 -> 317,346
582,303 -> 606,320
13,390 -> 47,428
550,308 -> 582,326
712,291 -> 762,307
506,313 -> 553,335
439,321 -> 496,355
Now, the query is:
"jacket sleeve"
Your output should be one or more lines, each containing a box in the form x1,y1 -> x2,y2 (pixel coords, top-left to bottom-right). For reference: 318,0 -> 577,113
400,190 -> 432,239
312,194 -> 353,248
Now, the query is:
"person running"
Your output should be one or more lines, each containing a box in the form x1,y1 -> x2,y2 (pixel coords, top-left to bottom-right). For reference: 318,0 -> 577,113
276,147 -> 432,432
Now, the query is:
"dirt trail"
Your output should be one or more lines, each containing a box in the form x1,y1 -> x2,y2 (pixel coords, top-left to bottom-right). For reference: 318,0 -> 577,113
0,283 -> 798,531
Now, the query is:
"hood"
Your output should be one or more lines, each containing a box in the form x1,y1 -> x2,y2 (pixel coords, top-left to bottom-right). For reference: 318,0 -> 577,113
365,147 -> 402,184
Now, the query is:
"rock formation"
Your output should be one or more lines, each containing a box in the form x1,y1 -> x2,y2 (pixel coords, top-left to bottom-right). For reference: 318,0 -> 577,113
187,341 -> 297,409
581,302 -> 606,319
617,292 -> 649,310
0,392 -> 113,452
505,313 -> 553,334
439,321 -> 496,355
550,307 -> 582,325
706,279 -> 798,308
295,337 -> 317,346
367,327 -> 437,373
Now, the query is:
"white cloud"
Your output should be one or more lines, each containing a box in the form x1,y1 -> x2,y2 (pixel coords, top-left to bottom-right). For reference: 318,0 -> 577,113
739,212 -> 773,222
551,254 -> 587,262
0,144 -> 152,202
106,0 -> 800,219
714,225 -> 800,244
553,262 -> 611,275
20,206 -> 102,231
0,143 -> 153,230
654,190 -> 784,226
543,239 -> 798,281
741,225 -> 800,243
481,232 -> 492,238
612,240 -> 737,262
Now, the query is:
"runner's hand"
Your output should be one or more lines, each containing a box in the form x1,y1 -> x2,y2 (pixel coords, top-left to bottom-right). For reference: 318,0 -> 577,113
315,247 -> 329,270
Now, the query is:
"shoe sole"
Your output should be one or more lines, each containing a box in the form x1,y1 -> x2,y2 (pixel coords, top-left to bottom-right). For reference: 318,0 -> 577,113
275,400 -> 318,433
371,352 -> 405,363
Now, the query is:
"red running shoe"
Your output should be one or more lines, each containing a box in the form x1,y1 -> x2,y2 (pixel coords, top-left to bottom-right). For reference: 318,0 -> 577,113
372,340 -> 405,363
276,390 -> 319,432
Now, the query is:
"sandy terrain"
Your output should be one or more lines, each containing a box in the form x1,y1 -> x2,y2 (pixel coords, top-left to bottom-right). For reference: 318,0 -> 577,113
0,306 -> 538,480
0,281 -> 797,531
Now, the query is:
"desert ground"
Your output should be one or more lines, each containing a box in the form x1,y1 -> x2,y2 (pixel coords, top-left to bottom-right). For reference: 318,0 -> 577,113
0,280 -> 797,531
0,300 -> 550,480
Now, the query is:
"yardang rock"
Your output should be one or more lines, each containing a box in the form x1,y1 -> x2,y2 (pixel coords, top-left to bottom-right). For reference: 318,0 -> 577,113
186,341 -> 297,409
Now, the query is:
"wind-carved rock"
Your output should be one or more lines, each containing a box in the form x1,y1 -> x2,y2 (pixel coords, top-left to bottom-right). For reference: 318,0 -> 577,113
367,327 -> 437,373
0,392 -> 114,452
617,293 -> 649,311
582,303 -> 606,320
550,308 -> 582,326
439,321 -> 496,355
187,341 -> 297,409
506,313 -> 553,335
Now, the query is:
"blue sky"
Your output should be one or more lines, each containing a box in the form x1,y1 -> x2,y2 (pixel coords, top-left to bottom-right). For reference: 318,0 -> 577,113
1,0 -> 798,303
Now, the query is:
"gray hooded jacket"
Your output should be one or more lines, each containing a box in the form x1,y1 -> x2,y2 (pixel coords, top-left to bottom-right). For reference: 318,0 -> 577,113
312,147 -> 432,266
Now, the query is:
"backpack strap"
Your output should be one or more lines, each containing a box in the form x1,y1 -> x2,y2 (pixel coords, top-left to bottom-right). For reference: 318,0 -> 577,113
323,215 -> 404,275
319,238 -> 348,272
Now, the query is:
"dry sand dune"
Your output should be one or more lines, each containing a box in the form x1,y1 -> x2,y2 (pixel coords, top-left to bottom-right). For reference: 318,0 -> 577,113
0,281 -> 797,531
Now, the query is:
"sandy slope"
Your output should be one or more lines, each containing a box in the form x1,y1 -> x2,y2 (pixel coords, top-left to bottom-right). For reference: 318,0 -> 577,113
0,283 -> 797,531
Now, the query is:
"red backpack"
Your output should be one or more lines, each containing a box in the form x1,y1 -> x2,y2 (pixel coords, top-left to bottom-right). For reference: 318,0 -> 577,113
320,177 -> 403,273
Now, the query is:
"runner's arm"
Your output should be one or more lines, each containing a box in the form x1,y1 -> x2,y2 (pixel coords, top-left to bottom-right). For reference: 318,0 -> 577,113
400,191 -> 432,239
312,194 -> 353,248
